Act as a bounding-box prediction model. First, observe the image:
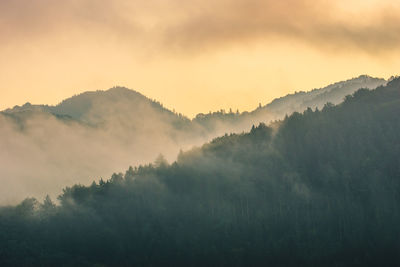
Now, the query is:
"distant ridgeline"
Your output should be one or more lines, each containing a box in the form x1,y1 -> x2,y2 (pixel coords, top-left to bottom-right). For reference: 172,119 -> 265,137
3,75 -> 386,132
0,77 -> 399,266
0,75 -> 386,205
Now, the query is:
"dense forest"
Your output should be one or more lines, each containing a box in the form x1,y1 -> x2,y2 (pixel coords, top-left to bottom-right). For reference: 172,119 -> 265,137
262,75 -> 386,116
0,75 -> 385,205
0,78 -> 399,266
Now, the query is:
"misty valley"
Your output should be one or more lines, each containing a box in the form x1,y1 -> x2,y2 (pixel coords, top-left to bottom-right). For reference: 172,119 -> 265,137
3,0 -> 400,265
0,76 -> 399,266
0,75 -> 385,204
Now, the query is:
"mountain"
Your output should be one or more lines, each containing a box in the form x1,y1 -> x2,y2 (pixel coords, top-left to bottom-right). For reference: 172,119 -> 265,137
0,75 -> 388,204
1,77 -> 399,266
4,86 -> 192,128
264,74 -> 386,116
0,88 -> 205,204
193,75 -> 386,134
50,87 -> 189,126
3,75 -> 385,136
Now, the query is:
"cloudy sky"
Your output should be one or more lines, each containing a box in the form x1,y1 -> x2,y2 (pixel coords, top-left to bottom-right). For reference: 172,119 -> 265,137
1,0 -> 399,116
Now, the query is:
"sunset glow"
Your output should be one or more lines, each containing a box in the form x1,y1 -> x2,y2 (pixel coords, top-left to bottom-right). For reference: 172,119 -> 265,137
1,0 -> 399,116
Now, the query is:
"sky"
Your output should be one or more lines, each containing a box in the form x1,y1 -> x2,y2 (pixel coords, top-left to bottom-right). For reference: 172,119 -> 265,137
1,0 -> 399,117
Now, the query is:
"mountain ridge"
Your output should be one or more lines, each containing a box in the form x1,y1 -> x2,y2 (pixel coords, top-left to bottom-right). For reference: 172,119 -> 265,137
0,74 -> 390,204
2,75 -> 386,123
1,77 -> 399,266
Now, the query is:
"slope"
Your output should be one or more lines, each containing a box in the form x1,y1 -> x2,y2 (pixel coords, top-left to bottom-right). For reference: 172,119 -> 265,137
1,77 -> 399,266
0,75 -> 388,204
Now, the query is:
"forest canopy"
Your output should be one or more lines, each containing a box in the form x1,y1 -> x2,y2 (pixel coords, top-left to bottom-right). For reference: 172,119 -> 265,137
0,78 -> 399,266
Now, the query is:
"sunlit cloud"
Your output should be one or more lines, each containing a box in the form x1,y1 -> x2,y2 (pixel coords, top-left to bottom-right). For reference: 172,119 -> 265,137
0,0 -> 399,115
1,0 -> 399,53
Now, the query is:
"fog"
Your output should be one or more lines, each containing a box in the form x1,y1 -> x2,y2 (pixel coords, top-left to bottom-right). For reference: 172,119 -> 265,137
1,78 -> 399,266
0,90 -> 206,204
0,76 -> 386,204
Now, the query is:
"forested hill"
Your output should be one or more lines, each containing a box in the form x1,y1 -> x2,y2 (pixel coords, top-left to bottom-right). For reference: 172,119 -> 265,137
192,74 -> 386,133
0,76 -> 385,205
3,86 -> 191,127
1,78 -> 399,266
263,74 -> 386,116
0,87 -> 200,204
4,75 -> 385,130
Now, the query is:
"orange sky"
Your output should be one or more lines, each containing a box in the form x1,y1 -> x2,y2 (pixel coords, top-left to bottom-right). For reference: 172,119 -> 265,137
1,0 -> 399,117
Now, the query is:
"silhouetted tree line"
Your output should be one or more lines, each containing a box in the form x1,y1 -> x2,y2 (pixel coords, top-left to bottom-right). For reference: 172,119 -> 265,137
0,79 -> 400,266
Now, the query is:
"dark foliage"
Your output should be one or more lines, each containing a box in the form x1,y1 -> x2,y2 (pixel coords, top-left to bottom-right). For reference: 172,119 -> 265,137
1,79 -> 399,266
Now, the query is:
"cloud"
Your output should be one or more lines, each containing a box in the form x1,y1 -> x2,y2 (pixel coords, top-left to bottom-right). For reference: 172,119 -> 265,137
161,0 -> 400,54
1,0 -> 399,55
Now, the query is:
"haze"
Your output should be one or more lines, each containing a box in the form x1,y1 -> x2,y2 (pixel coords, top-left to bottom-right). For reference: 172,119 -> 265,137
1,0 -> 400,117
0,76 -> 386,204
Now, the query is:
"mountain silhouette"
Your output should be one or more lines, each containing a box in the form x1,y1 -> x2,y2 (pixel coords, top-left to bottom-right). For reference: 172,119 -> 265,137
0,75 -> 388,204
1,77 -> 398,266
